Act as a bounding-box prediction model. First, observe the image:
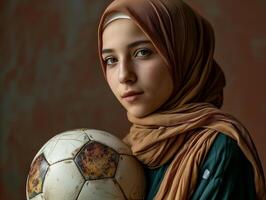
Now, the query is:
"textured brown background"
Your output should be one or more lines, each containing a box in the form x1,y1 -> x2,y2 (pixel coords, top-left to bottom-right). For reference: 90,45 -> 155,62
0,0 -> 265,199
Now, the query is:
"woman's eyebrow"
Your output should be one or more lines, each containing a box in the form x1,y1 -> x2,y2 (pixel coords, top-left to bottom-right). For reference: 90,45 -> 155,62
102,40 -> 151,55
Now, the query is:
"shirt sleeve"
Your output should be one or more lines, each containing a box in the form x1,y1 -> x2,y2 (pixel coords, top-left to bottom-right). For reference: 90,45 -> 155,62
190,133 -> 256,200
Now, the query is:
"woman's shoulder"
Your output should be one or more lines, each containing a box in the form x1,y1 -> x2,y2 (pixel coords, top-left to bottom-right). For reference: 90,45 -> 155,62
209,133 -> 246,162
190,133 -> 256,199
211,133 -> 241,157
201,132 -> 252,177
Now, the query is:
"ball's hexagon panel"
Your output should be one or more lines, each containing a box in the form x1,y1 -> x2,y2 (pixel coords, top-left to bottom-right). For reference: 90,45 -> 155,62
28,193 -> 45,200
77,179 -> 126,200
115,155 -> 146,200
40,130 -> 90,165
33,138 -> 54,162
43,160 -> 85,200
27,154 -> 49,199
84,129 -> 131,155
75,141 -> 119,180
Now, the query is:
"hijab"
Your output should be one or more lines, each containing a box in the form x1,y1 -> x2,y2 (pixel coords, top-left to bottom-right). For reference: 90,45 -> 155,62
98,0 -> 266,199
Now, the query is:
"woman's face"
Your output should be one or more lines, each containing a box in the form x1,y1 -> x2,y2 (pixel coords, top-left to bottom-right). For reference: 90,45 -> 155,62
102,19 -> 173,118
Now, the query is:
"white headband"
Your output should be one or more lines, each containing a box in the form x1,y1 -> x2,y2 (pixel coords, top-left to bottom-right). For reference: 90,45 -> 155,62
103,12 -> 131,29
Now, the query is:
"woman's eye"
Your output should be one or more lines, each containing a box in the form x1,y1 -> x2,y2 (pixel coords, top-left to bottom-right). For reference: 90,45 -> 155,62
104,57 -> 117,65
135,48 -> 152,57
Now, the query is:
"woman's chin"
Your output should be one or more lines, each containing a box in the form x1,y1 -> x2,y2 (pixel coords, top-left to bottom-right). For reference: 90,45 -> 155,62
127,108 -> 151,118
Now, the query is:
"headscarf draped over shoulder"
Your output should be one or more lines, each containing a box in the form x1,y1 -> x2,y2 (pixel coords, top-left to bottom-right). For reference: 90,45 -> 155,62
98,0 -> 266,199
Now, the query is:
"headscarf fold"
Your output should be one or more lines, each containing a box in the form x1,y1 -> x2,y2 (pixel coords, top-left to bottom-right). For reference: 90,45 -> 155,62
98,0 -> 266,199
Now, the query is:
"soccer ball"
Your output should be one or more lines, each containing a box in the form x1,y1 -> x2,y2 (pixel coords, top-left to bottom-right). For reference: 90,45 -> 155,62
26,129 -> 146,200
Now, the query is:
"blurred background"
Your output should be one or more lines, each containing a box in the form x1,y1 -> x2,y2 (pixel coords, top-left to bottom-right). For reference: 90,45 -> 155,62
0,0 -> 265,199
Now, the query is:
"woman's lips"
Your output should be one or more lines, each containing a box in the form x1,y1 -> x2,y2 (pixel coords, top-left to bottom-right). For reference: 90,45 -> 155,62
122,91 -> 143,103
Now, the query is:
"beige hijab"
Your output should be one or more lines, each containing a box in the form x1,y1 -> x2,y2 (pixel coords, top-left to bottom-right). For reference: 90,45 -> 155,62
98,0 -> 266,199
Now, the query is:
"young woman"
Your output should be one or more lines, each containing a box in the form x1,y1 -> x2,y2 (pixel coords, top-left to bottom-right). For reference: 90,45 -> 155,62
97,0 -> 266,199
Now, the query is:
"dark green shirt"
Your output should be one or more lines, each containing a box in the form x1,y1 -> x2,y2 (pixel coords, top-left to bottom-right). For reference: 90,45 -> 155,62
143,133 -> 256,200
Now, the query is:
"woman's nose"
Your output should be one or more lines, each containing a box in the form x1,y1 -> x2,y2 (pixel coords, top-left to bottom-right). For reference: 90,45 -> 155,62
118,58 -> 137,84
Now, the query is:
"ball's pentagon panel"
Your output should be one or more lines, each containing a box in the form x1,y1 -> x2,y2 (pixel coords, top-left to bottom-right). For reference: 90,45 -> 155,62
115,155 -> 146,200
39,130 -> 90,165
75,141 -> 119,180
42,160 -> 85,200
26,154 -> 49,199
84,129 -> 132,155
77,179 -> 126,200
